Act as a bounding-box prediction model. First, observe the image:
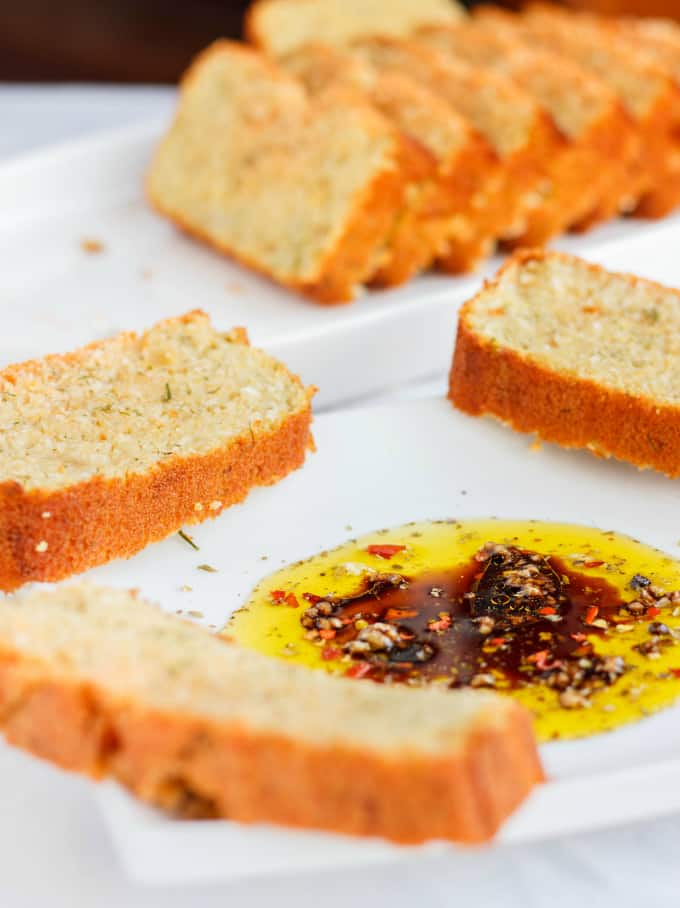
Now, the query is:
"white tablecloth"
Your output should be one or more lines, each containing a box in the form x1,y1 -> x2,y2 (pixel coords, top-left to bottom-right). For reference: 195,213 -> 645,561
0,85 -> 677,908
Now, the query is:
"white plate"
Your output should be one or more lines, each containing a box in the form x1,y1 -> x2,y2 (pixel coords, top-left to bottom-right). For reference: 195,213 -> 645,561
78,396 -> 680,884
2,119 -> 680,410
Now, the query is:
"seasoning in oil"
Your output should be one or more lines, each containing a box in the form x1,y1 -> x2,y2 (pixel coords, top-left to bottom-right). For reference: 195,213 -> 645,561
227,520 -> 680,741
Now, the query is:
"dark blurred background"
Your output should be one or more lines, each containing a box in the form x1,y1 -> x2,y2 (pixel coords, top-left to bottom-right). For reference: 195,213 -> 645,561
2,0 -> 680,83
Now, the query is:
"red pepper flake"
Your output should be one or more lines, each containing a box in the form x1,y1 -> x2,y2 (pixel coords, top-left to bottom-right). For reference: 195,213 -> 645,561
490,636 -> 506,646
647,606 -> 661,618
302,592 -> 324,604
428,614 -> 452,632
321,647 -> 342,661
583,560 -> 605,568
538,606 -> 556,616
585,605 -> 599,625
269,589 -> 299,607
345,662 -> 372,679
572,645 -> 591,657
366,544 -> 406,559
670,669 -> 680,679
570,632 -> 587,643
319,628 -> 336,640
527,650 -> 549,664
385,608 -> 417,620
528,650 -> 563,672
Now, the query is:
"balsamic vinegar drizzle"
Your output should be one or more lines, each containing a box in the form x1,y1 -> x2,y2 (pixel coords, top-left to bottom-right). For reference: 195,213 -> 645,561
227,520 -> 680,741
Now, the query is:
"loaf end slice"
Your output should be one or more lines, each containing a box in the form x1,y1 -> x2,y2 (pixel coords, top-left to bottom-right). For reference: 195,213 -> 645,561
450,249 -> 680,477
246,0 -> 464,58
0,585 -> 544,843
0,311 -> 314,591
148,41 -> 406,303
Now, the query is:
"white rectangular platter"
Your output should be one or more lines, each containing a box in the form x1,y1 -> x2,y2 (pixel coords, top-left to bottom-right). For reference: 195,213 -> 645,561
1,118 -> 679,411
83,390 -> 680,884
3,123 -> 680,885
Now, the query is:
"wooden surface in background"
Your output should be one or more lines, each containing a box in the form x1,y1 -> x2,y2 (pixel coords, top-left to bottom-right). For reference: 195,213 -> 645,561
0,0 -> 249,82
1,0 -> 678,82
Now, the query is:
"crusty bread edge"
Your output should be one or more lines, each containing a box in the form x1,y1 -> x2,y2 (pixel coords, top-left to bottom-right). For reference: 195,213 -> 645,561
448,248 -> 680,478
0,312 -> 315,591
244,0 -> 283,52
147,40 -> 406,305
0,643 -> 543,842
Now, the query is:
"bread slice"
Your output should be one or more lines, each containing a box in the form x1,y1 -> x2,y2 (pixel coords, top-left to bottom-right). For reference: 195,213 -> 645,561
246,0 -> 464,58
351,37 -> 564,260
148,41 -> 408,303
0,311 -> 313,592
280,45 -> 446,285
282,42 -> 499,276
471,6 -> 641,229
516,4 -> 680,221
416,22 -> 634,241
0,584 -> 544,842
450,249 -> 680,478
599,15 -> 680,219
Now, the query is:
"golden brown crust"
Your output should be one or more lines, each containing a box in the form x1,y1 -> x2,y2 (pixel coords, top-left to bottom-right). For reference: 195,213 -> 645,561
0,650 -> 543,843
0,407 -> 312,592
568,102 -> 640,230
448,249 -> 680,478
629,81 -> 680,219
437,112 -> 562,272
498,112 -> 569,248
0,316 -> 314,591
509,101 -> 638,242
367,133 -> 440,288
435,132 -> 502,275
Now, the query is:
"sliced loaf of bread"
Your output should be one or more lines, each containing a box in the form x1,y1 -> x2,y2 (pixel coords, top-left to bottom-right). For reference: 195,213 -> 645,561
280,45 -> 451,285
416,21 -> 635,240
282,42 -> 500,275
517,4 -> 680,220
351,37 -> 564,256
246,0 -> 463,58
450,250 -> 680,478
0,311 -> 313,591
599,14 -> 680,219
472,6 -> 642,227
148,41 -> 407,303
0,584 -> 543,842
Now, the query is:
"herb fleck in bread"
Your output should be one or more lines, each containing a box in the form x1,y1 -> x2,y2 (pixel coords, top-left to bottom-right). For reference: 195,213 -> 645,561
0,311 -> 313,591
0,584 -> 543,842
148,41 -> 407,303
246,0 -> 463,58
449,250 -> 680,478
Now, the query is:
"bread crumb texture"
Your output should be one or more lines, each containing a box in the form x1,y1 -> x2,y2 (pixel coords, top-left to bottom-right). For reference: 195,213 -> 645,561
148,42 -> 405,302
450,250 -> 680,477
467,254 -> 680,404
0,311 -> 308,490
0,584 -> 543,842
0,311 -> 313,590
